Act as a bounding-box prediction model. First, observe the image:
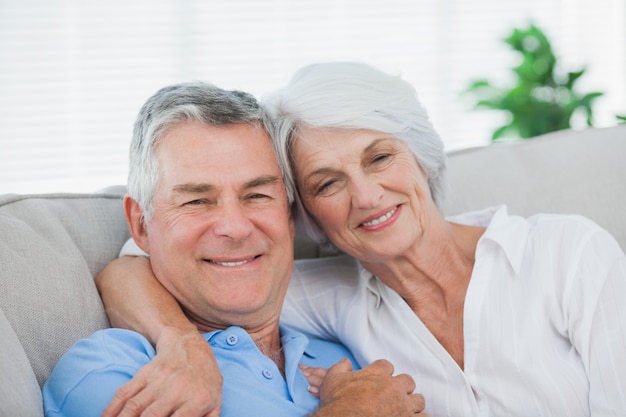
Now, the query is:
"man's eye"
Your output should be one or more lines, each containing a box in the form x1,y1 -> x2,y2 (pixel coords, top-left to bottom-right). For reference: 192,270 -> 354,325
247,193 -> 270,200
184,199 -> 207,206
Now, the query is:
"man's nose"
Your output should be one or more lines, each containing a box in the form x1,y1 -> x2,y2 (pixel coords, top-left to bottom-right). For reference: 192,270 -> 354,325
211,202 -> 254,241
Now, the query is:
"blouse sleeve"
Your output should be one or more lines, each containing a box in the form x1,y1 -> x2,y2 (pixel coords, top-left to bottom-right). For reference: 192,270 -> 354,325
571,227 -> 626,415
281,254 -> 361,342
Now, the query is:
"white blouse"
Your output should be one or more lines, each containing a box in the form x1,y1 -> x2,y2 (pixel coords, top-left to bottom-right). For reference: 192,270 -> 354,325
281,206 -> 626,417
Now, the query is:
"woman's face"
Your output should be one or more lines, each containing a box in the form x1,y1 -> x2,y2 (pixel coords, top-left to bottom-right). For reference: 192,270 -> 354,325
292,127 -> 436,263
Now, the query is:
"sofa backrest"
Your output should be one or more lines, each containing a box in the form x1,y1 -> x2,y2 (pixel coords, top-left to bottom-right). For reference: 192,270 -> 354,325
443,124 -> 626,251
0,192 -> 130,416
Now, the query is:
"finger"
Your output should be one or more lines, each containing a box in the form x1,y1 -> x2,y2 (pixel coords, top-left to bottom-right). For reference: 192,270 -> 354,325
367,358 -> 394,375
307,384 -> 321,398
325,357 -> 353,376
300,364 -> 329,398
409,393 -> 426,413
101,376 -> 149,417
166,396 -> 222,417
305,372 -> 325,387
149,402 -> 220,417
113,373 -> 200,417
122,380 -> 210,417
116,388 -> 166,417
101,393 -> 127,417
137,374 -> 222,417
394,372 -> 417,394
299,364 -> 328,380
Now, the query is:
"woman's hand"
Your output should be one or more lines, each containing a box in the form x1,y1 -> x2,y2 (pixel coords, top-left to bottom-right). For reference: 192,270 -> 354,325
96,256 -> 223,416
101,327 -> 222,417
299,364 -> 329,397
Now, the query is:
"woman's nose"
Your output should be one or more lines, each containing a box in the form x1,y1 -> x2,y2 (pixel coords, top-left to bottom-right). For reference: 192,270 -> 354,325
349,176 -> 383,209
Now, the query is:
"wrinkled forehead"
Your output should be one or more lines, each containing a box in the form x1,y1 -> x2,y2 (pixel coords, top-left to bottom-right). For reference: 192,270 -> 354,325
292,126 -> 407,158
155,121 -> 283,187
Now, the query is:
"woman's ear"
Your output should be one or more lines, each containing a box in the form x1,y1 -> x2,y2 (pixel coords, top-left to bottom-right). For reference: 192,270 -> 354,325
123,195 -> 150,254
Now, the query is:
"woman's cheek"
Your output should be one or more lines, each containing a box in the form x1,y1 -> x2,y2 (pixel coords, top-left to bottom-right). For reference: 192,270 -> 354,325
310,197 -> 343,229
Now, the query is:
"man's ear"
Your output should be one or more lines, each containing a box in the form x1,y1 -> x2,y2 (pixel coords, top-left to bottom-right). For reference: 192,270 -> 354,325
123,195 -> 150,253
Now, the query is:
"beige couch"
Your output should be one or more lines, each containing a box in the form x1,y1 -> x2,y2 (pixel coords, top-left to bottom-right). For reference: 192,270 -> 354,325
1,125 -> 625,416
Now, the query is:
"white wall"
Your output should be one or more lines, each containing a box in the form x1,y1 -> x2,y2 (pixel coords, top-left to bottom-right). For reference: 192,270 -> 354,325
0,0 -> 623,193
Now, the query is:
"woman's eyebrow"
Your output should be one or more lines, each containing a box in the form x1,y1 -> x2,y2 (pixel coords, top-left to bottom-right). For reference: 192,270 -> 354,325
302,167 -> 336,183
362,137 -> 394,155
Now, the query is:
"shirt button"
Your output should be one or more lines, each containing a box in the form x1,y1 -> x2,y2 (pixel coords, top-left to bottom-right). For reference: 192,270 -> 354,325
226,334 -> 238,345
262,369 -> 273,379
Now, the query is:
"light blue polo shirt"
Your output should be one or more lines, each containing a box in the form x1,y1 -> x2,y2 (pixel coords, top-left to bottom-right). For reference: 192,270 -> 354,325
43,325 -> 358,417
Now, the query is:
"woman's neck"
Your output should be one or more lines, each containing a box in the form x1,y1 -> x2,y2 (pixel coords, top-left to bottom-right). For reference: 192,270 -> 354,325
363,222 -> 483,303
361,221 -> 485,370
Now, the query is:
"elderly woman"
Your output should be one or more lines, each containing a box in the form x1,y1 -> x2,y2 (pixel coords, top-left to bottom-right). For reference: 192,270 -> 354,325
97,62 -> 626,417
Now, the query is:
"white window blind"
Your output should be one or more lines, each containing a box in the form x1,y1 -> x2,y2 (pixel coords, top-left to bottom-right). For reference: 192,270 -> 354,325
1,0 -> 624,194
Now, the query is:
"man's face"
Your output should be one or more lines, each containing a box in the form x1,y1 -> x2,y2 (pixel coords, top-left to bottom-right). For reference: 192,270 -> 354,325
139,121 -> 295,331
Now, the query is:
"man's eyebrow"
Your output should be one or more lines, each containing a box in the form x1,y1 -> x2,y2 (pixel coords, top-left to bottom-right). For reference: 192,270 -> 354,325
172,183 -> 214,194
244,175 -> 280,189
172,176 -> 279,194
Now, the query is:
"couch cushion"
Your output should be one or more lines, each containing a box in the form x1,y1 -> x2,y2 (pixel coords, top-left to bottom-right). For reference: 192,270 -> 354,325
0,192 -> 130,388
0,306 -> 42,417
443,125 -> 626,250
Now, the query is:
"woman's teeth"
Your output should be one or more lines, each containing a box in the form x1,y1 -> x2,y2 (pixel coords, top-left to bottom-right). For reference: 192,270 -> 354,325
362,207 -> 396,227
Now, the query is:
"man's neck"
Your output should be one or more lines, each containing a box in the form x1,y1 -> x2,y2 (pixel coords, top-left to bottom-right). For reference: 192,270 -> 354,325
252,324 -> 285,377
189,315 -> 285,375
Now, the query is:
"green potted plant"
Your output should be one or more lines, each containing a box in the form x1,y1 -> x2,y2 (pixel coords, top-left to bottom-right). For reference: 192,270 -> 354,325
465,24 -> 604,141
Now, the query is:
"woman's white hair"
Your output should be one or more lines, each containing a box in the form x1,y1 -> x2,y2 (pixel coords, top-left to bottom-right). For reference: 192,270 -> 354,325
263,62 -> 447,248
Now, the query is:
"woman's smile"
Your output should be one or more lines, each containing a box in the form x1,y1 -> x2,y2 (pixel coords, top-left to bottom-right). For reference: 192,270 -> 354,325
358,205 -> 400,230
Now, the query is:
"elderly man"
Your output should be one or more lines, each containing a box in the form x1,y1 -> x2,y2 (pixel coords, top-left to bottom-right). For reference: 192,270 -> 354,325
42,82 -> 424,417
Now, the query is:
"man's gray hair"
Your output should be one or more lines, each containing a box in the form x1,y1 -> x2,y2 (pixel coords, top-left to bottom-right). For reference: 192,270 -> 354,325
128,81 -> 294,219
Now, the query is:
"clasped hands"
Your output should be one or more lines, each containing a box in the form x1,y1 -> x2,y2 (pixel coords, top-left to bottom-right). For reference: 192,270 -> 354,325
101,330 -> 426,417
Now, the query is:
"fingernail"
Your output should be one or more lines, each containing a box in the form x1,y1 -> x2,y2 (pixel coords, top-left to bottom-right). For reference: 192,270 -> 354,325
307,385 -> 319,394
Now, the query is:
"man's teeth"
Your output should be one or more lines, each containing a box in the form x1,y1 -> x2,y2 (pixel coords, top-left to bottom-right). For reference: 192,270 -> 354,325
209,259 -> 251,267
362,208 -> 396,227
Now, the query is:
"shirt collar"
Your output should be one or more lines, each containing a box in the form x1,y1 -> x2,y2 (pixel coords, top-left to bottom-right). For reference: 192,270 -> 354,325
204,325 -> 315,357
360,205 -> 530,296
470,205 -> 530,275
359,262 -> 384,308
279,324 -> 317,359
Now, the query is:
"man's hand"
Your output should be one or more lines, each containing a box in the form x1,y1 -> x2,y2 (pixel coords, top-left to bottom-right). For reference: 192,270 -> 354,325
101,327 -> 222,417
314,359 -> 427,417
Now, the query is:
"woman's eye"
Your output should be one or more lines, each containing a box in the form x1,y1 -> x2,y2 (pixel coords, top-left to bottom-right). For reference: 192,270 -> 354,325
316,179 -> 336,194
371,153 -> 391,164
